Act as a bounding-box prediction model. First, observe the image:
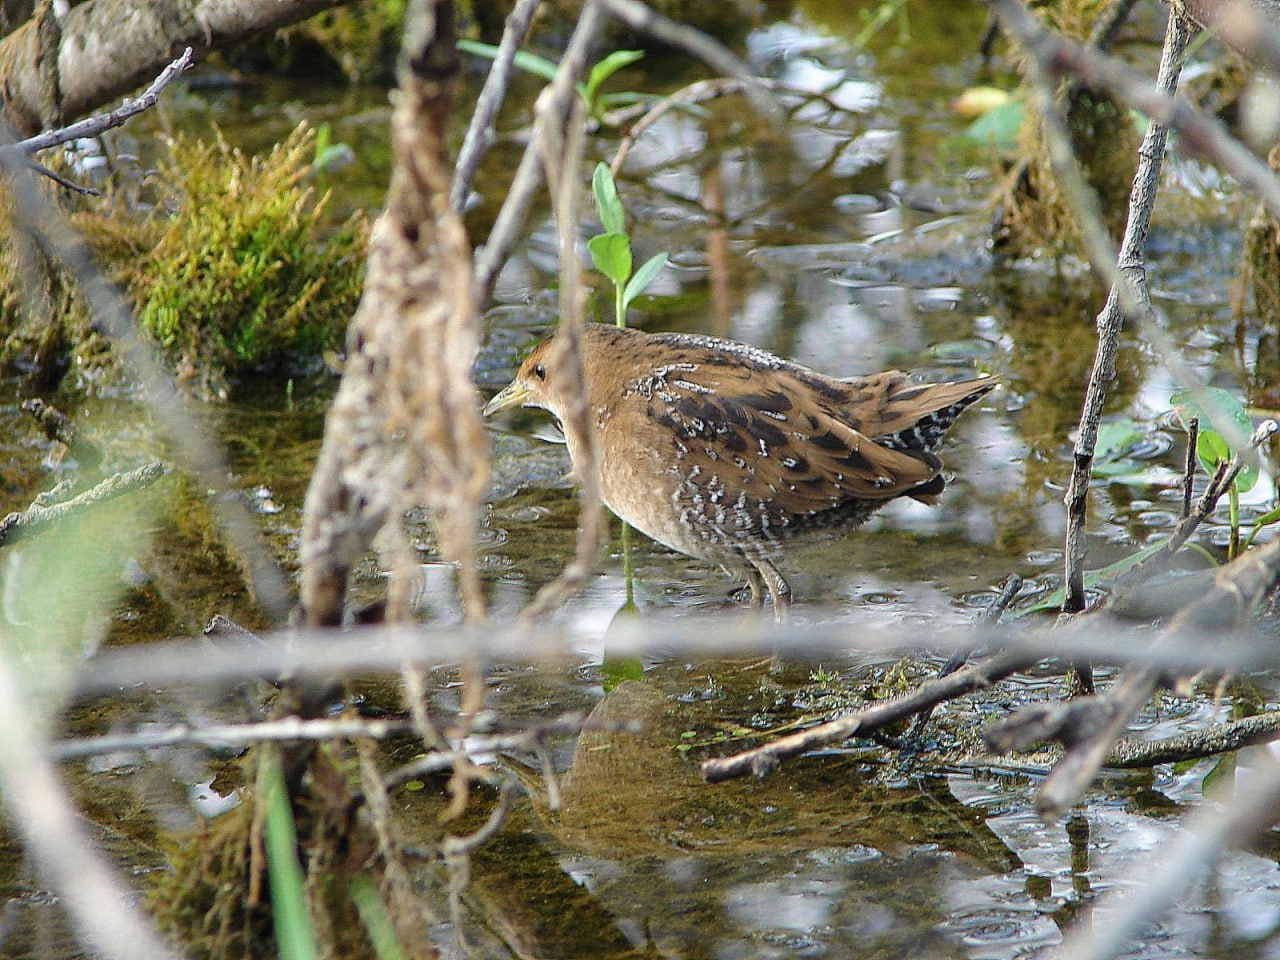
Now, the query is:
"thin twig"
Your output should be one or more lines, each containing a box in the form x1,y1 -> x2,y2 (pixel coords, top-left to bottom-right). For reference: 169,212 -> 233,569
450,0 -> 539,212
609,77 -> 751,176
1,47 -> 194,158
595,0 -> 779,122
1183,415 -> 1199,518
990,2 -> 1194,611
0,462 -> 164,547
1060,750 -> 1280,960
24,157 -> 99,195
472,2 -> 606,305
1032,665 -> 1161,819
381,713 -> 640,790
442,776 -> 519,857
994,537 -> 1280,819
902,573 -> 1024,747
47,714 -> 416,761
701,648 -> 1042,783
63,615 -> 1280,701
1108,420 -> 1279,593
0,650 -> 175,960
519,62 -> 603,619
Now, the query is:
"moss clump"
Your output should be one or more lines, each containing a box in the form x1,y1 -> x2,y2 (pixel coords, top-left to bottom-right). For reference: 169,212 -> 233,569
0,122 -> 367,399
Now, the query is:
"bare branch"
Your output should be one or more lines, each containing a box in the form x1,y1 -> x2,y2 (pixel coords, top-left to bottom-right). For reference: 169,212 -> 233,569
520,83 -> 602,619
595,0 -> 778,122
0,1 -> 347,136
1,47 -> 193,158
1108,710 -> 1280,767
64,615 -> 1280,701
48,714 -> 416,761
450,0 -> 539,212
700,648 -> 1041,783
472,1 -> 607,305
0,461 -> 164,547
1061,750 -> 1280,960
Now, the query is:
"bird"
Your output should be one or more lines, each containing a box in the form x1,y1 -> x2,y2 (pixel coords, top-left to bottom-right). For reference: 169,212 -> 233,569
484,323 -> 997,613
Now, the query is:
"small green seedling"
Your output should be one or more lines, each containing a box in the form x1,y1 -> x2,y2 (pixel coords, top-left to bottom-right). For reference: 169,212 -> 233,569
587,162 -> 668,617
457,41 -> 650,123
588,163 -> 669,332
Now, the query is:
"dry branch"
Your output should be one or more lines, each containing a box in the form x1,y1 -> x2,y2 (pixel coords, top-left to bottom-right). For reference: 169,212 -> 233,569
989,0 -> 1194,612
990,538 -> 1280,819
471,2 -> 608,305
1108,710 -> 1280,766
65,615 -> 1280,701
519,65 -> 602,619
701,648 -> 1042,783
2,46 -> 192,157
450,0 -> 539,212
300,0 -> 489,626
0,461 -> 164,547
0,654 -> 176,960
1061,750 -> 1280,960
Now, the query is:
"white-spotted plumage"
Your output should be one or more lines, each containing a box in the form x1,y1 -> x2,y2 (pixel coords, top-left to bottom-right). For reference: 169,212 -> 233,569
485,324 -> 997,612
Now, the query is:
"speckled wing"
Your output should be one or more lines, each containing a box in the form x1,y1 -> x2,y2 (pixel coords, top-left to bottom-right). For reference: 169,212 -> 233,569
839,371 -> 999,452
652,363 -> 948,516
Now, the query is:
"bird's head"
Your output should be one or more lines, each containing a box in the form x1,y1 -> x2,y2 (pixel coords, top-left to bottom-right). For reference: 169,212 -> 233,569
482,334 -> 563,419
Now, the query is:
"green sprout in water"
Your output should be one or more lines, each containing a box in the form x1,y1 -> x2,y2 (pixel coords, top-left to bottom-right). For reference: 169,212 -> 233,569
586,162 -> 667,659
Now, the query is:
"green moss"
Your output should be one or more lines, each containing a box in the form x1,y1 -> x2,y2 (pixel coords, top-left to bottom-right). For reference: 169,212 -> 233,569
0,122 -> 367,399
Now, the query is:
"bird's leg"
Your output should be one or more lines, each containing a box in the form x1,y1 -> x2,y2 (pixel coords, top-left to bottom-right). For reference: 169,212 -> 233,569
744,566 -> 767,610
752,559 -> 792,622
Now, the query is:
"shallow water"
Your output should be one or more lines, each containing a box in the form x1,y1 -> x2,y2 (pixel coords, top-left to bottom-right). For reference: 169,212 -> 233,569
2,3 -> 1279,958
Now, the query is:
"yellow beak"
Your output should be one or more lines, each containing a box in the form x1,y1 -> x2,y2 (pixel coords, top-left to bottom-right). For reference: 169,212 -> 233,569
482,379 -> 530,417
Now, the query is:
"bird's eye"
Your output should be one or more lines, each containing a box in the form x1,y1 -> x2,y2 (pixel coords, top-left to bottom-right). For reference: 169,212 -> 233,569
533,363 -> 547,380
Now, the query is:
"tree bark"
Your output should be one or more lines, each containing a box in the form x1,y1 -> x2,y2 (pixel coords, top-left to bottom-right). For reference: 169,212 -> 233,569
0,0 -> 351,135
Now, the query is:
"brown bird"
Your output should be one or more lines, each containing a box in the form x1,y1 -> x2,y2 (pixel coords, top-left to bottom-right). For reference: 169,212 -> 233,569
484,324 -> 997,612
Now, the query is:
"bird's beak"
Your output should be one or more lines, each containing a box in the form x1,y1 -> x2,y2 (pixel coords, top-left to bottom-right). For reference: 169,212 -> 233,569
482,379 -> 530,417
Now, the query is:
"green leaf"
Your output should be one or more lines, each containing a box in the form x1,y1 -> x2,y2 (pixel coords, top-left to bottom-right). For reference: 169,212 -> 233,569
588,232 -> 631,287
457,39 -> 559,83
1095,418 -> 1142,462
1202,750 -> 1237,796
603,597 -> 644,691
592,163 -> 626,235
350,875 -> 406,960
583,50 -> 645,109
261,749 -> 318,960
963,97 -> 1024,152
1171,387 -> 1257,493
1247,501 -> 1280,538
597,91 -> 660,109
1092,418 -> 1145,478
622,252 -> 668,310
1009,538 -> 1170,618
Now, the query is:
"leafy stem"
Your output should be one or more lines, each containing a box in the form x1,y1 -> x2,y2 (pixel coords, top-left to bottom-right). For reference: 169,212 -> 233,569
587,162 -> 669,610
